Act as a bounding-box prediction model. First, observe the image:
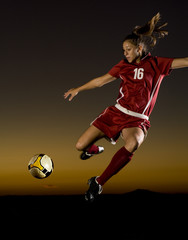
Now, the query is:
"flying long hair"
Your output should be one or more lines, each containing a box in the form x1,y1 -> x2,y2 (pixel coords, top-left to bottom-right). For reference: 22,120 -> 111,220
124,13 -> 168,53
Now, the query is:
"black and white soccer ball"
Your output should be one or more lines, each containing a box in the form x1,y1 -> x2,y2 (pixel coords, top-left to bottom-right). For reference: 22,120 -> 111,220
28,154 -> 54,179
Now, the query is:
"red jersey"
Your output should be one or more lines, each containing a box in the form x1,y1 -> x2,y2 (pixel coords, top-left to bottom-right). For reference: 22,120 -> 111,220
108,54 -> 174,117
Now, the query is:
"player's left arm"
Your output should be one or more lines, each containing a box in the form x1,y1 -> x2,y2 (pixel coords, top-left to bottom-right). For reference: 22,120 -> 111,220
171,57 -> 188,69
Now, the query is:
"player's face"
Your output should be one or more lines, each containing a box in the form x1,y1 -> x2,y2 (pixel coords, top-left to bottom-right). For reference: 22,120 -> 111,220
123,41 -> 140,63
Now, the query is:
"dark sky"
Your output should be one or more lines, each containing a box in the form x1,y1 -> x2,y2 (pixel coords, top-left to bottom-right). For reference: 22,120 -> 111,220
0,0 -> 188,195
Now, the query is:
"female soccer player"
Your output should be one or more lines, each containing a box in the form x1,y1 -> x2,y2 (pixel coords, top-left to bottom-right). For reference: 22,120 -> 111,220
64,13 -> 188,202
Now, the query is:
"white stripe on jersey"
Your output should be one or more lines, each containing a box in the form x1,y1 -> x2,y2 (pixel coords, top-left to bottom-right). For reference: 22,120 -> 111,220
142,75 -> 162,115
116,87 -> 124,104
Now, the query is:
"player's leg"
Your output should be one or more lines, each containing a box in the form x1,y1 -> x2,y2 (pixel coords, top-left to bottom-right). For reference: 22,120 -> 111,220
76,125 -> 105,151
122,127 -> 146,153
76,125 -> 105,159
85,127 -> 146,201
97,127 -> 145,185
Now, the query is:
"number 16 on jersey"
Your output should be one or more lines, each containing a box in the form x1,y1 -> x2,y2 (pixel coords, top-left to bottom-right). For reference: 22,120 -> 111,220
134,68 -> 144,79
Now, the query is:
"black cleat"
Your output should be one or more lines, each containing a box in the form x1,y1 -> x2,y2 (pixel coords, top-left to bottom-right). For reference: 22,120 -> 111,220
80,146 -> 104,160
85,176 -> 103,202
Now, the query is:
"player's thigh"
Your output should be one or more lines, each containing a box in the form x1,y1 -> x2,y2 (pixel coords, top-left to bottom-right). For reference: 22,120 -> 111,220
76,125 -> 105,151
121,127 -> 145,152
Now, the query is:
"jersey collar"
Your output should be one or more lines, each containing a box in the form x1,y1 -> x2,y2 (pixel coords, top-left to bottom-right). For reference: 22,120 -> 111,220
141,52 -> 151,60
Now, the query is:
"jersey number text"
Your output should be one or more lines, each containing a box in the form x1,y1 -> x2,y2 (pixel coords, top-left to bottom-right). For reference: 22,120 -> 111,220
133,68 -> 144,80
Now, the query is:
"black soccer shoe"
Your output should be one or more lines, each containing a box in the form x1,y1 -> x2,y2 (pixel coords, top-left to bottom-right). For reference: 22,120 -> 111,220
80,146 -> 104,160
85,177 -> 103,202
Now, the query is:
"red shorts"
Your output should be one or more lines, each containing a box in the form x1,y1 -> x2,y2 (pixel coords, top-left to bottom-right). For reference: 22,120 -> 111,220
91,106 -> 151,144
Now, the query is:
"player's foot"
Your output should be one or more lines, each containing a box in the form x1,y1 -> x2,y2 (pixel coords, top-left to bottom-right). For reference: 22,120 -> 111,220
85,176 -> 103,202
80,146 -> 104,160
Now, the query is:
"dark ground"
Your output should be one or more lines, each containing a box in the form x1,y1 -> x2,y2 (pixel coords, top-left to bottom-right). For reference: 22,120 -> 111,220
1,190 -> 187,239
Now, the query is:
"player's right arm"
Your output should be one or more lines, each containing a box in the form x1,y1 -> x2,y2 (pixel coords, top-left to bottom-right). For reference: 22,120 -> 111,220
64,73 -> 116,101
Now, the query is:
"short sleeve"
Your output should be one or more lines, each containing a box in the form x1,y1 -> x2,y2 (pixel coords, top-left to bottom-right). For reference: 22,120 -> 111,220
155,57 -> 174,76
108,60 -> 125,78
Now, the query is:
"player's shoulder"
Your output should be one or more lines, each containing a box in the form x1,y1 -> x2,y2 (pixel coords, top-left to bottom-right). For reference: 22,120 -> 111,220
148,55 -> 173,66
143,54 -> 159,65
149,55 -> 172,62
116,59 -> 127,66
111,59 -> 129,69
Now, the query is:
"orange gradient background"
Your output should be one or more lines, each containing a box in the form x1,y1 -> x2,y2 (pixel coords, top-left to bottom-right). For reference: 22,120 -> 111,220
0,0 -> 187,195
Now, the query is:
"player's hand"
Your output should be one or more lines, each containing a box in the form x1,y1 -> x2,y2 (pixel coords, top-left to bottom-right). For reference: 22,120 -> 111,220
64,88 -> 78,101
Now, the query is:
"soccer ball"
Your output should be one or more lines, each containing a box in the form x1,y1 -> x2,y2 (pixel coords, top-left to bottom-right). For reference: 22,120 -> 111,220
28,154 -> 54,179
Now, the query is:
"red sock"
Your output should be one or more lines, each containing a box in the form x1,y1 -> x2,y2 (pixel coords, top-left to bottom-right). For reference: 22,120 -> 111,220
97,147 -> 133,186
87,144 -> 99,154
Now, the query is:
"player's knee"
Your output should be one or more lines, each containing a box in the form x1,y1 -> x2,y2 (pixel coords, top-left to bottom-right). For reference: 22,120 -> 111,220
125,137 -> 141,153
75,141 -> 85,151
132,139 -> 140,152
